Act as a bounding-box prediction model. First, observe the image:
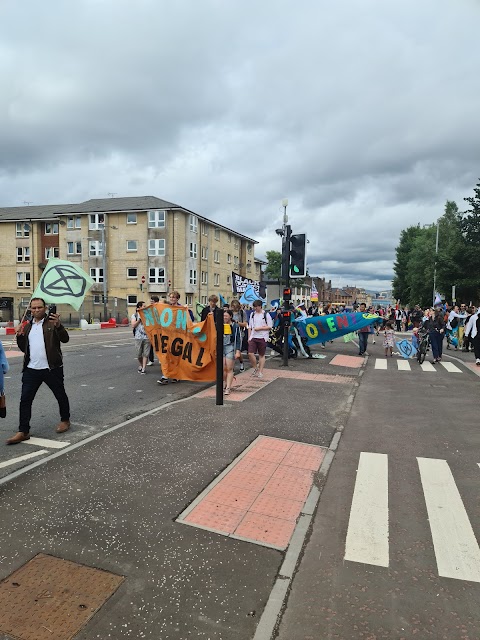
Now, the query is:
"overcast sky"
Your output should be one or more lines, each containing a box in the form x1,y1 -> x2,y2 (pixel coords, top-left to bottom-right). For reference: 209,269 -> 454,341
1,0 -> 479,291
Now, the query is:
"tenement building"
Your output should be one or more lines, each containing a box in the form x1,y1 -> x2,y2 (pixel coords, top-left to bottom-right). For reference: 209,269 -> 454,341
0,196 -> 259,322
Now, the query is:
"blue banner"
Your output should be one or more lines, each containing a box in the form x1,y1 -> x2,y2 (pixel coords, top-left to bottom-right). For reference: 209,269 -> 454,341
292,312 -> 379,345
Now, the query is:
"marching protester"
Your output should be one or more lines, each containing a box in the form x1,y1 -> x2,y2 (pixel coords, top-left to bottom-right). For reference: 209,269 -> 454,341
464,307 -> 480,366
131,301 -> 149,375
422,307 -> 445,363
357,302 -> 370,356
230,299 -> 247,372
6,298 -> 71,444
223,309 -> 242,395
383,321 -> 396,357
0,340 -> 8,419
147,295 -> 160,366
248,300 -> 273,378
201,294 -> 220,321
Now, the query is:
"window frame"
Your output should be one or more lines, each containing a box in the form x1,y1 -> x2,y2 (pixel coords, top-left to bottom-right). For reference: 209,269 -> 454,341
67,241 -> 82,255
89,240 -> 104,257
16,223 -> 30,238
189,214 -> 198,233
45,247 -> 60,259
190,242 -> 197,259
90,267 -> 104,283
44,222 -> 59,235
148,239 -> 165,257
126,213 -> 137,224
127,295 -> 138,306
126,240 -> 138,252
149,267 -> 166,285
127,267 -> 138,279
89,213 -> 105,231
189,269 -> 197,286
148,210 -> 166,229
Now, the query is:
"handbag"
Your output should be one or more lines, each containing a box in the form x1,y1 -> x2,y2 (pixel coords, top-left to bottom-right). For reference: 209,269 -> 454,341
0,392 -> 6,419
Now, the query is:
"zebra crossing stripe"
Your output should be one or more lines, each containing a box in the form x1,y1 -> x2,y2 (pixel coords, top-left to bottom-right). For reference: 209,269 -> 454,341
344,452 -> 389,567
0,450 -> 48,469
420,362 -> 436,372
397,360 -> 411,371
24,436 -> 70,449
417,457 -> 480,583
440,362 -> 462,373
374,359 -> 388,369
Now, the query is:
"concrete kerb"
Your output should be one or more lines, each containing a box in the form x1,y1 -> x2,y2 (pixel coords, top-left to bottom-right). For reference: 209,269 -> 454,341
252,352 -> 367,640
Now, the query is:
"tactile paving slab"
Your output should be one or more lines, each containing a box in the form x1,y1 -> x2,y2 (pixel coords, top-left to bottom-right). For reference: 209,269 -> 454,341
0,553 -> 124,640
178,435 -> 327,549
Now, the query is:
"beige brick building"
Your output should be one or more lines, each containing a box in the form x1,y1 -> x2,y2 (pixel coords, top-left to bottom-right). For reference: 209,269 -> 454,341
0,196 -> 260,322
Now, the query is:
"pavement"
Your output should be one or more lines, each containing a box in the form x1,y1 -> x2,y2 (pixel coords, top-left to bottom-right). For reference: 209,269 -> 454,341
0,333 -> 479,640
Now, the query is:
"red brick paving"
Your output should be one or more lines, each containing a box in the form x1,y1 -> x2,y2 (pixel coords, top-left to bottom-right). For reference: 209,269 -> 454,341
329,354 -> 364,368
178,435 -> 327,549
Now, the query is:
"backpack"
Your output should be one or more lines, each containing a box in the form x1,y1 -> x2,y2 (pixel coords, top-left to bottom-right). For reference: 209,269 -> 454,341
450,316 -> 458,329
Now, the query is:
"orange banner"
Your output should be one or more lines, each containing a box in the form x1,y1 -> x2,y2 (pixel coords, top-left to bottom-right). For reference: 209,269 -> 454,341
139,303 -> 217,381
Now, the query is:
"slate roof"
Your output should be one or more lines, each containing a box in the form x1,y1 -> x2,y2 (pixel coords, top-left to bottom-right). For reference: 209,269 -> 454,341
0,204 -> 71,221
57,196 -> 181,214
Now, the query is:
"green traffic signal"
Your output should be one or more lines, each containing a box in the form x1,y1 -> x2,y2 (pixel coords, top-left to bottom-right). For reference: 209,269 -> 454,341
289,233 -> 306,278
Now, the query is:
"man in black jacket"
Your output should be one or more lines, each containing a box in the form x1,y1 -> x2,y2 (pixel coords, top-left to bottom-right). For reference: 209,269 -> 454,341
6,298 -> 70,444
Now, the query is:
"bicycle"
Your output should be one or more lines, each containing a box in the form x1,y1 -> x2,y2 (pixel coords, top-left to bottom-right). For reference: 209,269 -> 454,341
416,330 -> 430,364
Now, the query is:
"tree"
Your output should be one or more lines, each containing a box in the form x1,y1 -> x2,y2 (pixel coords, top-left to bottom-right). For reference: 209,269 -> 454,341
461,180 -> 480,302
264,250 -> 282,281
392,225 -> 422,304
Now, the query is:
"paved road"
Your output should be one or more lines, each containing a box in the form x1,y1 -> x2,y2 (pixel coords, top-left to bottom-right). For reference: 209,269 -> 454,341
0,328 -> 209,478
276,340 -> 480,640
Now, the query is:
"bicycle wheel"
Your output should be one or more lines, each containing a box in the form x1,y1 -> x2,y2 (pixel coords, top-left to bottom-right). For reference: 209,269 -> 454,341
418,340 -> 427,364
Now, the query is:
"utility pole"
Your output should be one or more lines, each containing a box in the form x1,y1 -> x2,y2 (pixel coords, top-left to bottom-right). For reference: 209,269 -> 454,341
432,220 -> 439,306
281,199 -> 291,367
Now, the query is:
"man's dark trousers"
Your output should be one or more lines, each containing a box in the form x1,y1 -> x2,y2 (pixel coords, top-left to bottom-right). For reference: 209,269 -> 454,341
19,367 -> 70,434
358,332 -> 368,355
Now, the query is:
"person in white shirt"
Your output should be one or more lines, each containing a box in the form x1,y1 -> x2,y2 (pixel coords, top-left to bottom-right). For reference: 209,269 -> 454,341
247,300 -> 273,378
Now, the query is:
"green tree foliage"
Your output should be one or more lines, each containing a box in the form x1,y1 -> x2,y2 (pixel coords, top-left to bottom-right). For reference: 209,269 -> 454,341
392,225 -> 422,303
461,180 -> 480,301
264,250 -> 282,281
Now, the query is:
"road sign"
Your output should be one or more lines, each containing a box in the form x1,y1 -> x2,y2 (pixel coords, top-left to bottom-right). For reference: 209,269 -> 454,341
141,275 -> 146,284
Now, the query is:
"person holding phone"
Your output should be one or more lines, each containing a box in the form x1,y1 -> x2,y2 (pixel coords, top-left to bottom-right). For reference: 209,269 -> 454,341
6,297 -> 71,444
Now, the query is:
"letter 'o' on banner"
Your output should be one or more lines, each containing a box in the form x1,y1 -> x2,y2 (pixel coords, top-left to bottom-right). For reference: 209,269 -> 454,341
192,326 -> 207,342
306,323 -> 318,339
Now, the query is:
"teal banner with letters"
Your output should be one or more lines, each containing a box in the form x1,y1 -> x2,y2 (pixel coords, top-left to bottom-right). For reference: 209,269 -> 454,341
293,312 -> 379,345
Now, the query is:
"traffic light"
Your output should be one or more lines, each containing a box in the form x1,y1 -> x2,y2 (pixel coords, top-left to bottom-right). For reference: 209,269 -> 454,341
283,287 -> 291,302
289,233 -> 306,278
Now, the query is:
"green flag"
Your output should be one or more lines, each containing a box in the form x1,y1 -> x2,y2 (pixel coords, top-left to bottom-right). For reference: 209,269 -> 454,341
32,258 -> 94,311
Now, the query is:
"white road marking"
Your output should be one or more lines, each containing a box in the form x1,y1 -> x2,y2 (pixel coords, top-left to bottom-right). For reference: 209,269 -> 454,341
440,362 -> 462,373
108,386 -> 115,389
80,384 -> 89,387
0,450 -> 48,469
344,452 -> 389,567
421,362 -> 436,372
374,359 -> 388,370
397,360 -> 411,371
418,457 -> 480,583
102,345 -> 122,348
23,437 -> 70,449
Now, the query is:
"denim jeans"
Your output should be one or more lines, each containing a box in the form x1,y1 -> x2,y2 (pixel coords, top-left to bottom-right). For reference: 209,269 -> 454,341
19,367 -> 70,433
429,331 -> 444,360
358,332 -> 369,355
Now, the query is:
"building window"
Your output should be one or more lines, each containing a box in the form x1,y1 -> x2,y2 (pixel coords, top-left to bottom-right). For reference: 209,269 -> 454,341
127,268 -> 138,278
189,269 -> 197,285
246,261 -> 252,272
201,222 -> 208,236
90,268 -> 104,283
148,210 -> 165,228
214,273 -> 220,287
67,241 -> 82,255
190,242 -> 197,259
126,240 -> 138,252
44,222 -> 59,235
185,294 -> 193,306
214,228 -> 220,241
227,275 -> 231,285
201,271 -> 208,285
214,250 -> 220,263
149,267 -> 165,284
190,214 -> 198,233
228,233 -> 232,243
148,239 -> 165,256
127,213 -> 137,224
234,256 -> 239,269
45,247 -> 60,259
17,272 -> 31,288
201,295 -> 207,305
93,294 -> 102,305
89,213 -> 105,230
127,295 -> 138,305
16,247 -> 30,262
67,216 -> 81,229
201,246 -> 208,260
16,223 -> 30,238
247,243 -> 252,254
89,240 -> 103,256
227,254 -> 231,264
255,263 -> 260,274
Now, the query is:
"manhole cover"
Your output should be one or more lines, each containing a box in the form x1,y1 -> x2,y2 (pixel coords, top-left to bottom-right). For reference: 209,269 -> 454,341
0,553 -> 124,640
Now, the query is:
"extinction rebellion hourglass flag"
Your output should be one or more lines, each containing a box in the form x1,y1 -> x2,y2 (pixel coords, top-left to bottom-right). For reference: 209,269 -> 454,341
32,258 -> 94,311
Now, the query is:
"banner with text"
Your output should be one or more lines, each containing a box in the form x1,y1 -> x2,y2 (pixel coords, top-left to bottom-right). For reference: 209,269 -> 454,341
293,312 -> 379,345
231,272 -> 266,303
140,303 -> 216,381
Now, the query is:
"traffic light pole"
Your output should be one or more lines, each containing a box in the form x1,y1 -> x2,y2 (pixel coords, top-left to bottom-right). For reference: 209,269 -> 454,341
282,224 -> 291,367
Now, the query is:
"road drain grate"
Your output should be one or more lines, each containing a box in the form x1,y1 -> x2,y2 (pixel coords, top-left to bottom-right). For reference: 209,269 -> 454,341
0,553 -> 124,640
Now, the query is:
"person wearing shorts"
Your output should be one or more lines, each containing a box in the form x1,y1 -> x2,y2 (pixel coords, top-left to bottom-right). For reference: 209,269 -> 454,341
247,300 -> 273,378
131,301 -> 150,374
223,310 -> 241,395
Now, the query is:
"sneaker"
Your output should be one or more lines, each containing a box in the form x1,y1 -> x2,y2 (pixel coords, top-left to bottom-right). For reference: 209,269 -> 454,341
139,369 -> 146,374
252,369 -> 258,377
257,372 -> 264,378
137,366 -> 143,373
170,379 -> 178,383
364,352 -> 369,356
239,363 -> 245,372
146,362 -> 154,366
372,339 -> 376,344
224,388 -> 231,395
476,359 -> 480,366
157,377 -> 169,385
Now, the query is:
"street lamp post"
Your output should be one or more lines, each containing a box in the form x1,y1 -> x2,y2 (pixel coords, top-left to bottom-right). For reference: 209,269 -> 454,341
432,220 -> 439,306
101,224 -> 108,321
281,199 -> 291,367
